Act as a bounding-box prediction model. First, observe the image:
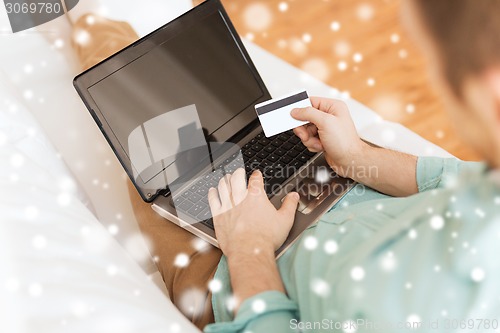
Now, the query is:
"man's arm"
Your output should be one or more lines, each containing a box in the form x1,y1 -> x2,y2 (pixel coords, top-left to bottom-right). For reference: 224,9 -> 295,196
227,245 -> 284,310
204,169 -> 299,333
291,97 -> 418,197
341,141 -> 418,197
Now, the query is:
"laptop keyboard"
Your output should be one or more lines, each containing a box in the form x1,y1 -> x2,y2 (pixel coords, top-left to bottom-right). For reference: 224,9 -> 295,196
168,129 -> 316,229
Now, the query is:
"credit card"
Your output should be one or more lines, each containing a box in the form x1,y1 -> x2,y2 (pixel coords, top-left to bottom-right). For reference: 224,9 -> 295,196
255,91 -> 311,138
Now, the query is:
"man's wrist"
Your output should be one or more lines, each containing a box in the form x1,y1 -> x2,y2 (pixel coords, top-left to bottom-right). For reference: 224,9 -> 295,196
328,140 -> 373,180
226,240 -> 275,262
226,242 -> 284,312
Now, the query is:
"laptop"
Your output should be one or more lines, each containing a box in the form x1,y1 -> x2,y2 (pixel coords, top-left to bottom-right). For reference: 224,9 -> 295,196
73,0 -> 356,257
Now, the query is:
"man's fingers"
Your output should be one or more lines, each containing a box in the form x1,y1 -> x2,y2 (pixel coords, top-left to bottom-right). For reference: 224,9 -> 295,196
279,192 -> 300,219
309,97 -> 348,116
218,175 -> 232,209
304,138 -> 324,152
293,126 -> 309,142
290,106 -> 327,126
208,187 -> 222,215
248,170 -> 265,196
230,168 -> 247,205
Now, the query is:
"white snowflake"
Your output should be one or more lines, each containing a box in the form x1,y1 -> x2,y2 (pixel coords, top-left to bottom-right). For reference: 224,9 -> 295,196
208,279 -> 222,293
0,131 -> 7,146
337,61 -> 348,71
124,233 -> 152,263
25,206 -> 39,220
303,235 -> 318,250
390,33 -> 400,43
74,28 -> 91,45
243,3 -> 272,31
430,215 -> 445,230
357,3 -> 374,21
302,33 -> 312,43
324,240 -> 339,255
23,90 -> 34,100
85,15 -> 96,25
311,278 -> 331,297
71,300 -> 89,318
192,238 -> 210,253
406,103 -> 415,114
330,21 -> 341,32
252,299 -> 266,313
54,38 -> 64,49
470,267 -> 485,282
23,64 -> 34,74
169,323 -> 181,333
108,224 -> 119,235
10,153 -> 25,167
106,265 -> 118,276
32,235 -> 47,250
350,266 -> 365,281
174,253 -> 190,268
406,314 -> 421,329
408,229 -> 418,240
380,252 -> 397,272
28,283 -> 43,297
278,1 -> 288,12
343,320 -> 358,333
179,288 -> 206,318
5,278 -> 20,293
57,192 -> 71,206
334,40 -> 351,57
225,295 -> 238,312
289,37 -> 308,56
301,58 -> 330,81
353,53 -> 363,63
475,208 -> 486,218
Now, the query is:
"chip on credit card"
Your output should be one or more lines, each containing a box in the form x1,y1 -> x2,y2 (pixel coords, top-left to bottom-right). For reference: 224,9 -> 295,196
254,91 -> 311,138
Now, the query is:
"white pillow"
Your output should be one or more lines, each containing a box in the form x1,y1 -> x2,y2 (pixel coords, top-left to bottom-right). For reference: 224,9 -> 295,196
0,73 -> 201,333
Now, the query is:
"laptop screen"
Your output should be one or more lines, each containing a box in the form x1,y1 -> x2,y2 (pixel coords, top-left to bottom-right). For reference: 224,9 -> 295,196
86,10 -> 265,193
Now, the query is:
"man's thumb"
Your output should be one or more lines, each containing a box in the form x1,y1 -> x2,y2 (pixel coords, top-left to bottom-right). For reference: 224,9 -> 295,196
279,192 -> 300,217
291,107 -> 326,125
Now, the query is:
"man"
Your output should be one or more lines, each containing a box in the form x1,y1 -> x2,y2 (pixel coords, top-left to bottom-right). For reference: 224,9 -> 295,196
201,0 -> 500,332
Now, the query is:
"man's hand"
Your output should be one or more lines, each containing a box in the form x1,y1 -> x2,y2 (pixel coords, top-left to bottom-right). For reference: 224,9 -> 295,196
291,97 -> 419,197
291,97 -> 366,177
208,168 -> 300,257
208,168 -> 299,310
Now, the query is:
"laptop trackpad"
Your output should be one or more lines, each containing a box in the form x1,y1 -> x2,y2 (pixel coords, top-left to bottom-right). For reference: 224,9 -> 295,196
282,159 -> 352,215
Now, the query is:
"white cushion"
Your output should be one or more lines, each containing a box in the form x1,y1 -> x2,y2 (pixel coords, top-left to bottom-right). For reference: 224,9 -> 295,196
0,87 -> 200,332
0,1 -> 193,269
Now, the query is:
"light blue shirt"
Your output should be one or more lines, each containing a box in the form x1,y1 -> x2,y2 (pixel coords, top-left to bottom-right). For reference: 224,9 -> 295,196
205,157 -> 500,332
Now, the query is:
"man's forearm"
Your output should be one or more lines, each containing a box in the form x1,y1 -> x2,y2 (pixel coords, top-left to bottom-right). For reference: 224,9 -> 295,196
227,244 -> 285,313
339,142 -> 418,197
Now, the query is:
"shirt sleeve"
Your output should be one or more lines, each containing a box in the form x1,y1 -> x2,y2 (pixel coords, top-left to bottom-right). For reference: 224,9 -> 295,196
416,156 -> 484,193
204,291 -> 299,333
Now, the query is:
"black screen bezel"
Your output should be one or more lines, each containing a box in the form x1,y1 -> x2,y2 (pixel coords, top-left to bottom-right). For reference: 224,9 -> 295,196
73,0 -> 271,202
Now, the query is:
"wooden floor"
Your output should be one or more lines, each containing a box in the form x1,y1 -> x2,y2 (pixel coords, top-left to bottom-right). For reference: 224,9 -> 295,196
195,0 -> 480,161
